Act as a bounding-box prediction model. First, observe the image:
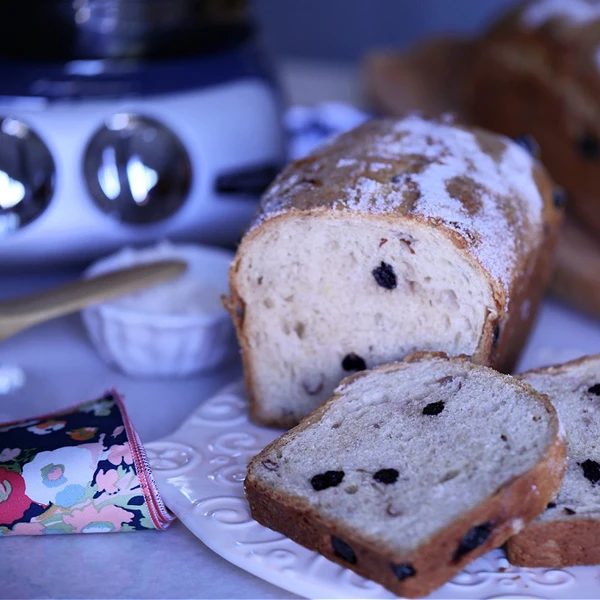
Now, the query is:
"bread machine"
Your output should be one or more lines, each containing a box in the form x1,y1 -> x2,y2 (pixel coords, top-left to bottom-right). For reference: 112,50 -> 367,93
0,0 -> 285,269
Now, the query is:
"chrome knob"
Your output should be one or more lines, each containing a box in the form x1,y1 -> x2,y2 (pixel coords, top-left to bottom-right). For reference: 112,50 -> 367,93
84,113 -> 192,224
0,118 -> 55,237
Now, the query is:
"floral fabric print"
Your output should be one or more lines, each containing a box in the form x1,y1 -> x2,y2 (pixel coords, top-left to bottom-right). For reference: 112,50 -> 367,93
0,392 -> 173,536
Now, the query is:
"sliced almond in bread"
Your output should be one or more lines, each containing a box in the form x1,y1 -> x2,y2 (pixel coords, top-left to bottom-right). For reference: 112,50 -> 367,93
508,354 -> 600,567
245,353 -> 566,598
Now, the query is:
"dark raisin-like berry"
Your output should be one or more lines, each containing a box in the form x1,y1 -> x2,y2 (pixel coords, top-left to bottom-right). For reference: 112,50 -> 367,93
452,522 -> 493,563
372,261 -> 397,289
514,134 -> 540,159
390,562 -> 416,581
552,187 -> 568,209
564,507 -> 576,515
311,470 -> 344,491
547,502 -> 556,509
373,468 -> 399,484
331,535 -> 356,564
103,392 -> 115,402
580,459 -> 600,485
588,384 -> 600,396
422,401 -> 445,416
342,353 -> 366,372
577,133 -> 600,159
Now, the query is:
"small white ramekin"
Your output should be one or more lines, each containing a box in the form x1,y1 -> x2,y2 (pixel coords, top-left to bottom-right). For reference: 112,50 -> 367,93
81,242 -> 236,378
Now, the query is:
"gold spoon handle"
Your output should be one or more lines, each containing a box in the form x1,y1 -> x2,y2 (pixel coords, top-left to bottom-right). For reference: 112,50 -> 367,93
0,259 -> 187,342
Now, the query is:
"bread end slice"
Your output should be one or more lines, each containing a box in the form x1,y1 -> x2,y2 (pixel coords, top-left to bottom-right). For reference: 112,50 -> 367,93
509,354 -> 600,567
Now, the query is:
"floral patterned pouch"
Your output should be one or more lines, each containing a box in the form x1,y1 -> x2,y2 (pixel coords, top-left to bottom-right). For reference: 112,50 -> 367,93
0,391 -> 174,535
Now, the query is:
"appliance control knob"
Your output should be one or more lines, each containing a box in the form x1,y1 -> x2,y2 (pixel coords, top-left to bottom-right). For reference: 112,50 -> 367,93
84,113 -> 192,224
0,118 -> 55,237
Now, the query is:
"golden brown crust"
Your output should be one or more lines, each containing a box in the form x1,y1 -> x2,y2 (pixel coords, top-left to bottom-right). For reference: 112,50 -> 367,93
245,355 -> 567,598
251,118 -> 556,237
494,166 -> 562,373
464,1 -> 600,235
517,351 -> 600,378
224,117 -> 562,427
506,519 -> 600,567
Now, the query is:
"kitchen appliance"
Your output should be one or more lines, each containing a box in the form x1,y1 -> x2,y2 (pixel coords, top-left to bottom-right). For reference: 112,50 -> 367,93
0,0 -> 285,269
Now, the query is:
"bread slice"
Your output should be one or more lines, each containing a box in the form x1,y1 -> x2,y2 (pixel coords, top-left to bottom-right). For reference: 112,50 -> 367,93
225,114 -> 562,428
245,353 -> 566,598
507,354 -> 600,567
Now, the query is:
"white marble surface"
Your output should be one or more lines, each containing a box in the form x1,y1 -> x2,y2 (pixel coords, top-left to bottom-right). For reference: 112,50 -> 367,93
0,272 -> 300,600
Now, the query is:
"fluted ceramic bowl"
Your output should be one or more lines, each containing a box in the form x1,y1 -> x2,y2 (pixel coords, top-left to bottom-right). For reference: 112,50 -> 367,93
82,242 -> 236,378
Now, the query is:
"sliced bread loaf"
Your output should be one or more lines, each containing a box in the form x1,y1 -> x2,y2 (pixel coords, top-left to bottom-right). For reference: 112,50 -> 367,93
508,355 -> 600,567
245,353 -> 566,598
225,114 -> 562,427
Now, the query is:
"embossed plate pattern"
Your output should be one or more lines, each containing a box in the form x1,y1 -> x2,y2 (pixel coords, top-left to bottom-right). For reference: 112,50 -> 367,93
146,379 -> 600,600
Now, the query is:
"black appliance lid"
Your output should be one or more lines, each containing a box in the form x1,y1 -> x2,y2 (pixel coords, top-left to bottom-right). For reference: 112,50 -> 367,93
0,0 -> 254,61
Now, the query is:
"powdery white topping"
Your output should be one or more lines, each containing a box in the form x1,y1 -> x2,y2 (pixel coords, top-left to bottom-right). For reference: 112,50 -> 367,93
254,115 -> 544,296
522,0 -> 600,28
368,162 -> 393,172
388,115 -> 543,294
342,116 -> 543,293
336,158 -> 358,168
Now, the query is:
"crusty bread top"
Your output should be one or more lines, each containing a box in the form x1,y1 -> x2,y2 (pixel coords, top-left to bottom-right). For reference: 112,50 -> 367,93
520,0 -> 600,29
250,115 -> 554,296
485,0 -> 600,92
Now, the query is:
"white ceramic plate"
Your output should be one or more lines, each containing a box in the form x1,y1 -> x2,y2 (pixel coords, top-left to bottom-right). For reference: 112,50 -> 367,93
146,300 -> 600,600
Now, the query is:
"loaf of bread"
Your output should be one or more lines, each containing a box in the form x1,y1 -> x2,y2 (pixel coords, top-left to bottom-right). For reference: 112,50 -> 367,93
224,115 -> 562,427
245,353 -> 566,598
507,354 -> 600,567
363,37 -> 472,118
465,0 -> 600,236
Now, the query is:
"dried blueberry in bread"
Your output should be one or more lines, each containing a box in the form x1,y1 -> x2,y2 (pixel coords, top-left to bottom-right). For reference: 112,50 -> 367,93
245,354 -> 566,598
508,354 -> 600,567
224,114 -> 560,427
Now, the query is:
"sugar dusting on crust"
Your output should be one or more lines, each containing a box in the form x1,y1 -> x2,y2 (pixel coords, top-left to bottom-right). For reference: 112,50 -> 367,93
252,115 -> 544,297
522,0 -> 600,28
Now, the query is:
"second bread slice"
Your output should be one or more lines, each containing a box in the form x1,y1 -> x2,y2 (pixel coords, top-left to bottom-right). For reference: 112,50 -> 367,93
508,355 -> 600,567
245,353 -> 566,598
